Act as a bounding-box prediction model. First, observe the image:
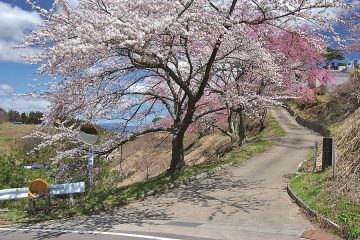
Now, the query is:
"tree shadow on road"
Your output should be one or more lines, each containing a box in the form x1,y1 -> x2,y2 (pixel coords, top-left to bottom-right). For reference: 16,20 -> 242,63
10,171 -> 269,239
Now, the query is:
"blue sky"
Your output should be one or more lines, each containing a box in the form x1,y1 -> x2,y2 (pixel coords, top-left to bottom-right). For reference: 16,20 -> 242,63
0,0 -> 359,113
0,0 -> 51,112
0,0 -> 76,113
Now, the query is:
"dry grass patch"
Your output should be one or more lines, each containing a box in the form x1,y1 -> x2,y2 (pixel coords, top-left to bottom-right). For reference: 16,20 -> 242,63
0,122 -> 35,153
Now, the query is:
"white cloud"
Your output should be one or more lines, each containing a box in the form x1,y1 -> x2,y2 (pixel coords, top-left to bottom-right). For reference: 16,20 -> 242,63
0,2 -> 42,40
0,82 -> 49,112
0,84 -> 14,96
0,95 -> 49,113
0,2 -> 42,63
0,39 -> 41,62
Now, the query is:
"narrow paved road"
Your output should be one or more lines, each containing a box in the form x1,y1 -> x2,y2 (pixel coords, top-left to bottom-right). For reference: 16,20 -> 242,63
0,108 -> 322,240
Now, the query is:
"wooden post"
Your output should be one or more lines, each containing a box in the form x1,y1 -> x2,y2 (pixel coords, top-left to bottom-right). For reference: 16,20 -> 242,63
45,196 -> 50,213
28,198 -> 34,214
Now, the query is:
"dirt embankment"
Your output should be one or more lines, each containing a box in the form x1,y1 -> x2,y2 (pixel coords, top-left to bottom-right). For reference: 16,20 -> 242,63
336,108 -> 360,199
292,73 -> 360,199
109,114 -> 267,187
111,131 -> 231,186
290,73 -> 360,127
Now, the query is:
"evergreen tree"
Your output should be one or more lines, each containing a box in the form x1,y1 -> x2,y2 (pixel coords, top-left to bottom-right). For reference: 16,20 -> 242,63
8,110 -> 21,122
0,108 -> 8,124
325,47 -> 345,65
28,111 -> 43,124
21,112 -> 29,124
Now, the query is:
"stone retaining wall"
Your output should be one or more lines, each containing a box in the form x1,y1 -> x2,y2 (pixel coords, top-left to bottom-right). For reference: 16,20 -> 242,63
284,106 -> 331,137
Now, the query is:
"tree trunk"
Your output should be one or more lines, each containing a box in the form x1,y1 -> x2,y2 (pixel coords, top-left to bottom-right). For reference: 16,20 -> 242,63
169,131 -> 185,171
226,109 -> 246,146
237,108 -> 246,146
230,134 -> 239,146
228,110 -> 238,146
259,109 -> 267,133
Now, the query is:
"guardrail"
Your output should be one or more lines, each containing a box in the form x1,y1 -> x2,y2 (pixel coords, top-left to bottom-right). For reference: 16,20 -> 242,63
0,182 -> 85,201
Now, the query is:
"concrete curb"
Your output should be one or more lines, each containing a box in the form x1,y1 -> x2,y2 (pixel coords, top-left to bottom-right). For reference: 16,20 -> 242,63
283,105 -> 331,137
287,182 -> 344,234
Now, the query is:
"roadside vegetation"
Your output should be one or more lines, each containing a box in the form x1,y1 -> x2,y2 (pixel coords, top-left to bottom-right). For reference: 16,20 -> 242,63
0,112 -> 284,223
289,72 -> 360,239
291,170 -> 360,239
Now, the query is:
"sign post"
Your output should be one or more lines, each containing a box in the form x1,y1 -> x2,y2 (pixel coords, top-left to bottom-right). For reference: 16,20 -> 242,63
322,137 -> 336,178
79,124 -> 99,193
332,139 -> 336,179
88,147 -> 94,190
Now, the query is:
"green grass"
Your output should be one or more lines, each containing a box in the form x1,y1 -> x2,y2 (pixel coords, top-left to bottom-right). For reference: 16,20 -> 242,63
290,171 -> 360,239
328,124 -> 341,137
256,112 -> 285,139
0,113 -> 285,224
0,208 -> 28,224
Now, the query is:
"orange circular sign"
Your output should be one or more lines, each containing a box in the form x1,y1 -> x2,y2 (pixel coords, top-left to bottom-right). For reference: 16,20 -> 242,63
28,179 -> 49,199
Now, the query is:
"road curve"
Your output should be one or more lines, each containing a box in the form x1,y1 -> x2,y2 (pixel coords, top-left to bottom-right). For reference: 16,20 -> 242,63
0,107 -> 322,240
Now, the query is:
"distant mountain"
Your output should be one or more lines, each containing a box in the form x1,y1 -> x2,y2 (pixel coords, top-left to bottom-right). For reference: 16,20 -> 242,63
99,123 -> 138,133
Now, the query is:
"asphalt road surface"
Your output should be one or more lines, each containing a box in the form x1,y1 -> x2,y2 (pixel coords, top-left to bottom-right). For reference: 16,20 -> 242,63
0,108 -> 322,240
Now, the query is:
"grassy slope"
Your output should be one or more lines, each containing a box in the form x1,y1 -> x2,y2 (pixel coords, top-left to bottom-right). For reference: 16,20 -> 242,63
1,112 -> 285,223
288,88 -> 360,239
0,122 -> 34,153
291,169 -> 360,239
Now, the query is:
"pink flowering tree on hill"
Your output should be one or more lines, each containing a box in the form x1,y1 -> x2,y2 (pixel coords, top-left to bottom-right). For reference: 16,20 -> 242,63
205,41 -> 282,145
203,28 -> 332,145
24,0 -> 346,171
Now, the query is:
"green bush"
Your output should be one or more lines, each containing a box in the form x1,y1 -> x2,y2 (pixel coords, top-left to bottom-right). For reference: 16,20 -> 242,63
0,154 -> 28,189
0,152 -> 50,209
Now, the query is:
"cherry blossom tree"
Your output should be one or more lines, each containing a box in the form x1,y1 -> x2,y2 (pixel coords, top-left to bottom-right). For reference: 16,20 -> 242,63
205,43 -> 281,145
342,2 -> 360,52
24,0 -> 346,171
204,28 -> 332,145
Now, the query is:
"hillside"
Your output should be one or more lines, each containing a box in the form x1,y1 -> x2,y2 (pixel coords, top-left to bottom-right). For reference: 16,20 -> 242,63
289,72 -> 360,239
336,108 -> 360,198
112,132 -> 230,186
0,122 -> 35,154
110,113 -> 283,187
287,72 -> 360,132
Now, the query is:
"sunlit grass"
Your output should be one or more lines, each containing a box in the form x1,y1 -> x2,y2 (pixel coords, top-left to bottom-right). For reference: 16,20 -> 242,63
291,171 -> 360,239
0,122 -> 34,153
